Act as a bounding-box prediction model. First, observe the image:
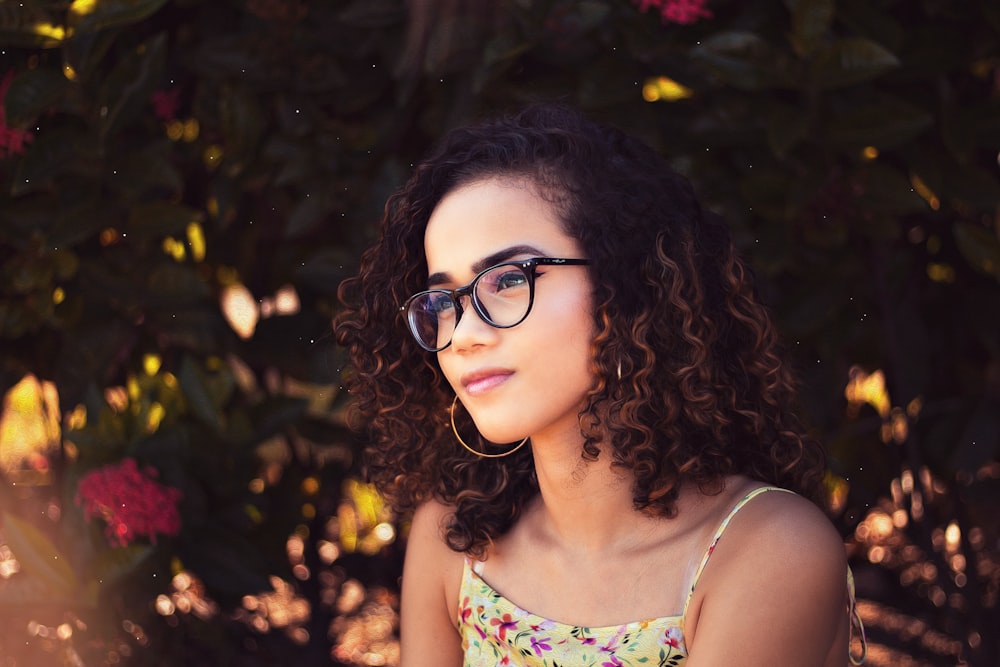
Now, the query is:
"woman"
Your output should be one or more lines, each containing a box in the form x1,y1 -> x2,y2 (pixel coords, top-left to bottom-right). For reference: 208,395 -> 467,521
335,104 -> 865,666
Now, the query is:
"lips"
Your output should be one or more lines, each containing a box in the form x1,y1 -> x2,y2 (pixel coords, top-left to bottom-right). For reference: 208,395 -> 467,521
460,368 -> 514,396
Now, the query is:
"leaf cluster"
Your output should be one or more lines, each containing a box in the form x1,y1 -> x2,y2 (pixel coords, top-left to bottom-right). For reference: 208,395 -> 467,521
0,0 -> 998,664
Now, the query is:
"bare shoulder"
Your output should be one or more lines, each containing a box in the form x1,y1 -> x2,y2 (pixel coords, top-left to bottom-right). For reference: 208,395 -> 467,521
409,497 -> 458,543
400,500 -> 465,667
685,485 -> 850,667
708,485 -> 847,593
406,499 -> 467,609
735,486 -> 845,557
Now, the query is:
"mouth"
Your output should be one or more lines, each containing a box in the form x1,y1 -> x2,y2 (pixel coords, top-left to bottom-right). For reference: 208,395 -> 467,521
461,368 -> 514,396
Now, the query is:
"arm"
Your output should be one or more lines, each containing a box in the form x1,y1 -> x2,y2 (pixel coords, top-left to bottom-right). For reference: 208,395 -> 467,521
400,500 -> 465,667
684,492 -> 850,667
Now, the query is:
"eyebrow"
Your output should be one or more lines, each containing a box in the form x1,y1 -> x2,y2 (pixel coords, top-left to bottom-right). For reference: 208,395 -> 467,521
426,244 -> 546,288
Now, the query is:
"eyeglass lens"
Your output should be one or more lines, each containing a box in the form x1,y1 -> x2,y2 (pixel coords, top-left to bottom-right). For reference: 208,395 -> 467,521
407,263 -> 532,351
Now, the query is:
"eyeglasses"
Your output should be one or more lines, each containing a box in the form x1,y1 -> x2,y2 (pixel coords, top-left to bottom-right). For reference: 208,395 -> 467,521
401,257 -> 590,351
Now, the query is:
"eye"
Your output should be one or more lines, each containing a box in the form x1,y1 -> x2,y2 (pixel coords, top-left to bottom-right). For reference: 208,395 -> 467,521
490,269 -> 528,292
426,293 -> 456,314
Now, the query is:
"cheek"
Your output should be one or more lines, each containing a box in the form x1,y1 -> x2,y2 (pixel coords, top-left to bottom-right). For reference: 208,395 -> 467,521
535,296 -> 596,373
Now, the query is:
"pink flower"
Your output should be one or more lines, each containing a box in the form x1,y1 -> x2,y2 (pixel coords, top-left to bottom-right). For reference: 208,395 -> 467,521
0,70 -> 34,158
530,636 -> 552,656
150,88 -> 181,122
76,458 -> 183,547
664,625 -> 683,648
633,0 -> 712,25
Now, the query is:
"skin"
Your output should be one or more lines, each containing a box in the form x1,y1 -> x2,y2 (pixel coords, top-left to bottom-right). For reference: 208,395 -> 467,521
399,176 -> 851,666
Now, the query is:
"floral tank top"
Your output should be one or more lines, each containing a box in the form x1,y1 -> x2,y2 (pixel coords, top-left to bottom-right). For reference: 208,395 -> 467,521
458,486 -> 867,666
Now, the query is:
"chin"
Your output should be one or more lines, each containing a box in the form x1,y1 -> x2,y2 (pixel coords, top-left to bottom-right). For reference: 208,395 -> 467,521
476,426 -> 527,447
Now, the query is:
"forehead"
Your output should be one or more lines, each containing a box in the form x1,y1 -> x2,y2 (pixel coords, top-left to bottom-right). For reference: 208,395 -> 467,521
423,177 -> 581,278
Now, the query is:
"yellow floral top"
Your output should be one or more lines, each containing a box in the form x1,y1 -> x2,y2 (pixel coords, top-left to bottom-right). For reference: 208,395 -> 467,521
458,487 -> 867,666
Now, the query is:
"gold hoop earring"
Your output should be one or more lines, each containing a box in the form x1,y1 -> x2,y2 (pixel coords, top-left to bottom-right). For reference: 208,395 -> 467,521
450,396 -> 528,458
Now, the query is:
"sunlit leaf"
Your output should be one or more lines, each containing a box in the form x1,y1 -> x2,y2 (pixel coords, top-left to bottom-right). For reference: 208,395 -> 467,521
220,283 -> 259,339
0,4 -> 65,48
62,25 -> 120,85
1,512 -> 78,595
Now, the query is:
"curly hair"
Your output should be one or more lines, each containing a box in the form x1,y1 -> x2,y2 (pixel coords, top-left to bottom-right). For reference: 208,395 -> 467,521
334,104 -> 826,558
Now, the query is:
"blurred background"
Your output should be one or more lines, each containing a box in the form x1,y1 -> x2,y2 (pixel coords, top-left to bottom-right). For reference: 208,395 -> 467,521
0,0 -> 998,665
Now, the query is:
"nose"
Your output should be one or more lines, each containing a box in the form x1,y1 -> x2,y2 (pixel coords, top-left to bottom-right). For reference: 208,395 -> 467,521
448,294 -> 499,352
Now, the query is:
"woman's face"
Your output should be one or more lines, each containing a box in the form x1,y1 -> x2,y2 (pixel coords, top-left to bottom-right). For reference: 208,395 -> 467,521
423,176 -> 595,447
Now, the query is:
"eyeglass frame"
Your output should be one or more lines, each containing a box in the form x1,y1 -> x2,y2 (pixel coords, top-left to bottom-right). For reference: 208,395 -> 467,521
400,257 -> 591,352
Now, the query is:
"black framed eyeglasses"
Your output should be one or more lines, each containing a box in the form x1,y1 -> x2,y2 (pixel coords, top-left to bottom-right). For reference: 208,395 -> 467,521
401,257 -> 590,352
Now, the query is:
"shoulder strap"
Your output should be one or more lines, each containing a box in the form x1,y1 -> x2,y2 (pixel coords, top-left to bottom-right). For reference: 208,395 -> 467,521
682,486 -> 793,618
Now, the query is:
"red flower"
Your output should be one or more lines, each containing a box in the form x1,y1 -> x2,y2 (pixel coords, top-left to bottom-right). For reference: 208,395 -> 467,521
0,70 -> 34,158
76,458 -> 183,547
633,0 -> 712,25
150,88 -> 181,122
490,613 -> 518,641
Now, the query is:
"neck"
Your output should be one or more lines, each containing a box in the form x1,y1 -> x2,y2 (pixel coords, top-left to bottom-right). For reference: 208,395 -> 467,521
528,431 -> 653,555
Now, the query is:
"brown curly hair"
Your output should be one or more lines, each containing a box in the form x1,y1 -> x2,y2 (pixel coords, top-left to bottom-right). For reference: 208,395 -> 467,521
334,104 -> 826,557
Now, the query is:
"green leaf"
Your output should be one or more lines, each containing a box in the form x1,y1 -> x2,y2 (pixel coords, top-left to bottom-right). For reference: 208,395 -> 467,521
10,126 -> 82,196
178,355 -> 225,431
3,67 -> 68,126
337,0 -> 406,28
823,96 -> 933,149
89,543 -> 155,584
691,31 -> 794,91
127,202 -> 202,241
766,102 -> 811,157
809,37 -> 899,89
0,4 -> 65,48
1,512 -> 78,595
255,397 -> 309,440
284,195 -> 329,239
219,87 -> 266,174
854,163 -> 926,214
951,402 -> 1000,475
179,531 -> 273,599
97,32 -> 167,142
954,222 -> 1000,282
110,143 -> 184,202
68,0 -> 169,34
786,0 -> 834,56
63,26 -> 120,85
145,263 -> 211,306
